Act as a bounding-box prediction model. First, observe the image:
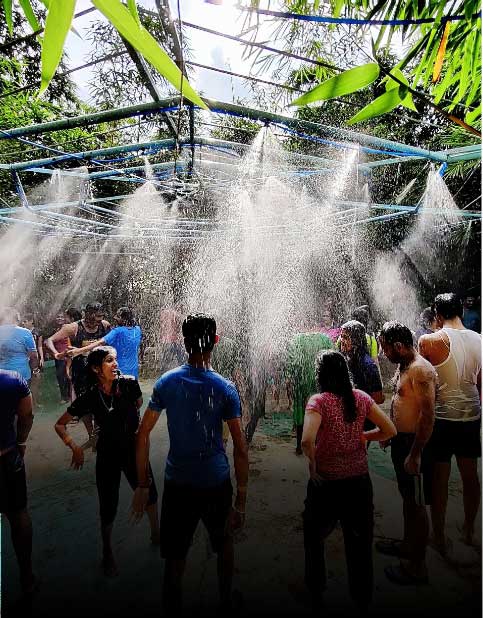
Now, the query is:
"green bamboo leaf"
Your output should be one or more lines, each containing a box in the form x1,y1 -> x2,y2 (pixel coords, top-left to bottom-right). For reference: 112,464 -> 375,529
2,0 -> 13,35
127,0 -> 140,28
39,0 -> 76,95
401,92 -> 417,112
333,0 -> 344,18
18,0 -> 41,32
455,31 -> 475,104
92,0 -> 207,110
465,104 -> 481,124
465,72 -> 481,108
290,63 -> 380,106
385,67 -> 408,90
347,86 -> 406,125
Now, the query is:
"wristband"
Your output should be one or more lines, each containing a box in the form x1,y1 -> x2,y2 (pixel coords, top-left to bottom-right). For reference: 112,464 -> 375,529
32,368 -> 41,375
233,507 -> 245,515
17,442 -> 27,447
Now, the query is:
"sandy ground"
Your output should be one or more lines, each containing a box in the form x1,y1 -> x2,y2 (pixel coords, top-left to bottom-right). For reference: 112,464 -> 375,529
1,368 -> 481,618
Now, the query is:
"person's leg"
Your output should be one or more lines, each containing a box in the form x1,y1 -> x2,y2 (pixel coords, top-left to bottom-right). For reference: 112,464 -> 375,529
303,480 -> 336,608
430,461 -> 452,552
402,498 -> 429,577
217,536 -> 234,608
123,451 -> 160,544
96,454 -> 121,576
456,457 -> 481,545
5,509 -> 35,593
160,481 -> 199,615
163,558 -> 186,616
340,476 -> 374,612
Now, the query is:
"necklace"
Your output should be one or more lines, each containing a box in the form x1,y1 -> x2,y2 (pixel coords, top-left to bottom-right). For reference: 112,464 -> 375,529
98,389 -> 114,413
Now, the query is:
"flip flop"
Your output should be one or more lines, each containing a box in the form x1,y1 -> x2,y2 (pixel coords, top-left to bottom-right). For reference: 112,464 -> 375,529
375,538 -> 405,557
384,564 -> 429,586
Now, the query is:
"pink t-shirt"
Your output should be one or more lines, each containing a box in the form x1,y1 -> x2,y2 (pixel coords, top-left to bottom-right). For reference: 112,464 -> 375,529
305,389 -> 373,480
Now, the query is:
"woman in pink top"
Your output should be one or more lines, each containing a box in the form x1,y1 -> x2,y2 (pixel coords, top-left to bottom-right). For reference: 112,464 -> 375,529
301,350 -> 396,613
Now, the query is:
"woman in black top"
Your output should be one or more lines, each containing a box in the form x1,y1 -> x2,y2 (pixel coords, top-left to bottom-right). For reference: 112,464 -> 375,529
54,346 -> 159,577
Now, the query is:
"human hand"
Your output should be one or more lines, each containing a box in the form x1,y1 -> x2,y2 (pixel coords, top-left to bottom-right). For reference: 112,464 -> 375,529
380,439 -> 391,451
70,446 -> 84,470
309,470 -> 325,486
130,487 -> 149,524
404,452 -> 421,475
226,506 -> 245,535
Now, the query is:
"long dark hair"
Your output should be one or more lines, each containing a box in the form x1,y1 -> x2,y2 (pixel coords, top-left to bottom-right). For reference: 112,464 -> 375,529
341,320 -> 368,362
86,346 -> 117,386
316,350 -> 356,423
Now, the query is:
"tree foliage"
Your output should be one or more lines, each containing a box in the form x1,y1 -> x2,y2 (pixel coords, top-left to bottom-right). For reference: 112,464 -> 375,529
0,0 -> 206,108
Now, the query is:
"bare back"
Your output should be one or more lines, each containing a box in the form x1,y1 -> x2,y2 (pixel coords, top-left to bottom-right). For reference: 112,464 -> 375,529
391,354 -> 437,433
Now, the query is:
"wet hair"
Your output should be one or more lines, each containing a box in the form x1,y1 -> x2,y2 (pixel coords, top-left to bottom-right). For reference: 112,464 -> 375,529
379,321 -> 414,348
419,307 -> 436,329
432,293 -> 463,320
86,346 -> 117,384
182,313 -> 216,353
316,350 -> 356,423
85,302 -> 103,316
341,320 -> 369,359
351,307 -> 369,329
65,307 -> 82,321
116,306 -> 136,326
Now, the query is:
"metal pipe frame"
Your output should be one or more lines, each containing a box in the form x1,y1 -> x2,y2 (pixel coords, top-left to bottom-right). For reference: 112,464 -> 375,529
3,97 -> 477,164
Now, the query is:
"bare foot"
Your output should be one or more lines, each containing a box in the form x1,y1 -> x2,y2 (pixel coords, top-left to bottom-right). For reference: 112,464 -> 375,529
101,554 -> 119,577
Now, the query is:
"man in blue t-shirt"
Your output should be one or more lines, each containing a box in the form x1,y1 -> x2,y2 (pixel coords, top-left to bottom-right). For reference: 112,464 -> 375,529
131,313 -> 249,615
0,307 -> 39,383
67,307 -> 142,378
0,369 -> 36,595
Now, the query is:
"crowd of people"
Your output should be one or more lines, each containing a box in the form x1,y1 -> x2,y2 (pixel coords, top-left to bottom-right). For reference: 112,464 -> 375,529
0,292 -> 480,615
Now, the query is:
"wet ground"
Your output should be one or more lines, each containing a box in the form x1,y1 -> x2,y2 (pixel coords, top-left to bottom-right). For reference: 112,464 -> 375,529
1,363 -> 481,618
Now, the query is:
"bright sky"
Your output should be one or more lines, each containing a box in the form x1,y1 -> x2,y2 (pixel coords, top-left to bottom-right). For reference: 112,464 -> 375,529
65,0 -> 275,105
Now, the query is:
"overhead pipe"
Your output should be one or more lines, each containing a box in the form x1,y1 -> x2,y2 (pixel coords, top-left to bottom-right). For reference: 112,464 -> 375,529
1,96 -> 455,162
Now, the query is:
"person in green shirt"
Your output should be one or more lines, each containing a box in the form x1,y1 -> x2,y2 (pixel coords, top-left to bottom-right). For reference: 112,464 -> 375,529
285,328 -> 333,454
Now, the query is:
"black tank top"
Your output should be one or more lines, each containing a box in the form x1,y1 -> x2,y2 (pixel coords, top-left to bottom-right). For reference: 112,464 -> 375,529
71,320 -> 109,392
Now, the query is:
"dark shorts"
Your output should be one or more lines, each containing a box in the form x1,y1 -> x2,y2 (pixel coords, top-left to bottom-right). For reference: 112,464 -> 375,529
160,477 -> 233,560
428,417 -> 481,463
391,433 -> 433,505
0,449 -> 27,514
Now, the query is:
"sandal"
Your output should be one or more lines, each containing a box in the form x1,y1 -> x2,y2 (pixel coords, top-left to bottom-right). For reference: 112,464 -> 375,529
384,564 -> 428,586
375,538 -> 406,558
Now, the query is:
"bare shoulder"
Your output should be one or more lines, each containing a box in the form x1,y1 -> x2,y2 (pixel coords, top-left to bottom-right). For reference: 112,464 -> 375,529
410,355 -> 437,382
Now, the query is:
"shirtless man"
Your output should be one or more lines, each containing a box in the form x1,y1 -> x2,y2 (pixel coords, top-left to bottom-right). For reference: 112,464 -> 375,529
378,321 -> 437,585
419,293 -> 481,554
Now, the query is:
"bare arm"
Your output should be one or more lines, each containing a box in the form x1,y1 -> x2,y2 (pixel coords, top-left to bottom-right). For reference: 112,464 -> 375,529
46,323 -> 76,358
404,368 -> 436,474
54,410 -> 85,469
37,336 -> 44,367
67,337 -> 105,358
227,417 -> 249,511
364,402 -> 397,442
131,407 -> 160,521
16,394 -> 34,456
370,390 -> 385,405
28,350 -> 39,373
301,409 -> 322,481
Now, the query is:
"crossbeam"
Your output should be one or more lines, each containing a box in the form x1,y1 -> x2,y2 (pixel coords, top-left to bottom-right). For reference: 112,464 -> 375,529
0,97 -> 457,163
